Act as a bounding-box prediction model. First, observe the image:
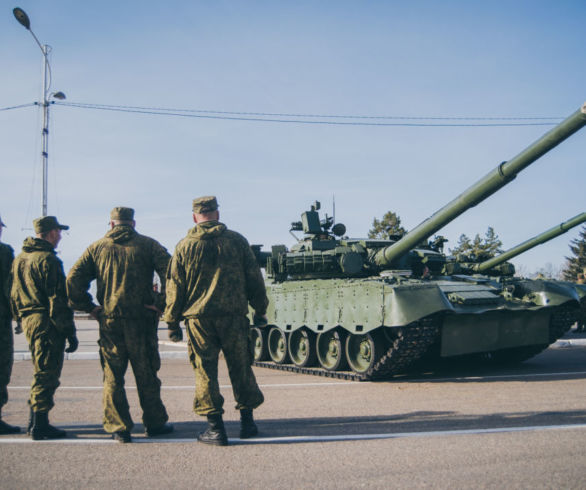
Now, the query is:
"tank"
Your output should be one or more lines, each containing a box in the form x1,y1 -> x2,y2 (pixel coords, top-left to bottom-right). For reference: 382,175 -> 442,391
448,212 -> 586,276
249,102 -> 586,380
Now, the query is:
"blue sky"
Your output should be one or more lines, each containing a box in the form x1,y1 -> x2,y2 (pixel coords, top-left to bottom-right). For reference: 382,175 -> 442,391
2,1 -> 585,275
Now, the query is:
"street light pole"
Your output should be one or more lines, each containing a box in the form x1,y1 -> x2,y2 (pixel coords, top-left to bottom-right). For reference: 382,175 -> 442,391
13,7 -> 66,217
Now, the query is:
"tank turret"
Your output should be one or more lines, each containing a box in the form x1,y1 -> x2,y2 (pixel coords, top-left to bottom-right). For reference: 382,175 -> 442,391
259,103 -> 586,280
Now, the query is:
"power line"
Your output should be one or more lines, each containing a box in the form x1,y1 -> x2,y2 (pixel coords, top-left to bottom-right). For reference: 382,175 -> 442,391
0,102 -> 37,112
55,102 -> 564,121
56,102 -> 562,127
3,100 -> 564,127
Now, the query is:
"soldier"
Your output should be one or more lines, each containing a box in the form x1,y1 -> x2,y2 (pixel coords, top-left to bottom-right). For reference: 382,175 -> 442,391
164,196 -> 268,446
10,216 -> 78,440
0,216 -> 20,434
66,207 -> 173,443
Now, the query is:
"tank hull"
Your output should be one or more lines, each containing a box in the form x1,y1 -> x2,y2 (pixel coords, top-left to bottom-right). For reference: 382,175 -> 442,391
250,277 -> 580,380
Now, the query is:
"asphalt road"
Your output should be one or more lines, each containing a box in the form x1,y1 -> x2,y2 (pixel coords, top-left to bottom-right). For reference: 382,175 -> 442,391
1,323 -> 586,489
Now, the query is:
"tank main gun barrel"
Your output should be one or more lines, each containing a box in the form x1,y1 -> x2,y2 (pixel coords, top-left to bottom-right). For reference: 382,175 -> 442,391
374,102 -> 586,267
473,212 -> 586,273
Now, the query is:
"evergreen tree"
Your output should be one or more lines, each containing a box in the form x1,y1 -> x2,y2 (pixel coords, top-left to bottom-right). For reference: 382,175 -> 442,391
451,233 -> 473,255
562,225 -> 586,281
368,211 -> 406,239
449,226 -> 503,259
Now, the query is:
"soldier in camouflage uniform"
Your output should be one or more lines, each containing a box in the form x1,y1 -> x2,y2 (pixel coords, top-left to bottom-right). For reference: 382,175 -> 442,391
164,196 -> 269,446
10,216 -> 78,440
66,207 -> 172,443
0,216 -> 21,434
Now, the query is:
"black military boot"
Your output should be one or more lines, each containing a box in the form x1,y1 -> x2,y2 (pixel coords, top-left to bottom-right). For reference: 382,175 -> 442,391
145,422 -> 174,437
26,406 -> 33,435
30,411 -> 66,440
112,431 -> 132,443
0,409 -> 21,435
239,409 -> 258,439
197,414 -> 228,446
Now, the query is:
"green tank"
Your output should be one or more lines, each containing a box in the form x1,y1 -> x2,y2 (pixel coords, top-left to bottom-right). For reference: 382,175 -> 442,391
448,212 -> 586,276
249,103 -> 586,380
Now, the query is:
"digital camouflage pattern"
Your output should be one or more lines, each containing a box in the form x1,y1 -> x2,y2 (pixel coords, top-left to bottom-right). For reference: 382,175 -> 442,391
10,237 -> 75,412
66,225 -> 170,317
164,220 -> 268,416
186,316 -> 264,415
0,242 -> 15,408
98,316 -> 167,433
66,225 -> 170,433
21,313 -> 66,412
164,221 -> 268,322
10,237 -> 75,336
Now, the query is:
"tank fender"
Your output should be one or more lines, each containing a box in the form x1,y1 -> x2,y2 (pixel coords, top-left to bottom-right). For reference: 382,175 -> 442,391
513,279 -> 580,307
382,283 -> 453,326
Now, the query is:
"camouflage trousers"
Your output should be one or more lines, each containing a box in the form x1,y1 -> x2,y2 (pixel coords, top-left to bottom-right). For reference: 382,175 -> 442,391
22,313 -> 65,413
0,316 -> 14,409
98,315 -> 168,433
186,315 -> 264,416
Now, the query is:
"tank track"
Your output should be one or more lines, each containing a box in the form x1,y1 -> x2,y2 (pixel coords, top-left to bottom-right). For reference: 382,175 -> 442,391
548,304 -> 577,343
253,316 -> 442,381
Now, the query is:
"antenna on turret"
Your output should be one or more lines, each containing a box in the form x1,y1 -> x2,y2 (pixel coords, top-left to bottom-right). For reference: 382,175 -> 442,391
332,194 -> 336,226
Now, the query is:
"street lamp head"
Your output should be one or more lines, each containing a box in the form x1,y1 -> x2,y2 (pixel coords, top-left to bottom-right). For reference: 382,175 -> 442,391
52,92 -> 66,100
13,7 -> 31,30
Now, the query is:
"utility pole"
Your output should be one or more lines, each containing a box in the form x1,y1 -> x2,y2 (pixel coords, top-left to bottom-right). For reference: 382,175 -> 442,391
13,7 -> 66,217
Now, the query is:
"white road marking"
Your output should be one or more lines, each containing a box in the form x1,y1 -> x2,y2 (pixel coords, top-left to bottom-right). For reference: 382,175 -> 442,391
1,423 -> 586,444
8,382 -> 351,390
8,369 -> 586,391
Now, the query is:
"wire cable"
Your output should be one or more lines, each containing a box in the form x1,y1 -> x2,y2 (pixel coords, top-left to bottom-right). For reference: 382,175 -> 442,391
0,102 -> 37,112
56,102 -> 562,127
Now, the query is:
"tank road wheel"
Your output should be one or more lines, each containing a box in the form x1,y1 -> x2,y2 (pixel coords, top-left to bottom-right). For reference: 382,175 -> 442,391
345,331 -> 385,375
250,327 -> 269,362
288,329 -> 317,367
317,329 -> 348,371
268,327 -> 289,364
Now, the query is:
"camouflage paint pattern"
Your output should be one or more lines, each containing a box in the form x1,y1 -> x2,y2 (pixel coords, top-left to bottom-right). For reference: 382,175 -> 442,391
66,226 -> 170,317
164,221 -> 268,415
10,237 -> 75,336
98,315 -> 168,433
66,225 -> 170,433
186,316 -> 264,415
164,221 -> 268,323
10,237 -> 74,412
21,313 -> 66,412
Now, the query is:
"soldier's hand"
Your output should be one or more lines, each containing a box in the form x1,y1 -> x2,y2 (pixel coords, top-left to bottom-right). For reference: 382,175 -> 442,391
145,304 -> 163,317
90,306 -> 103,321
65,335 -> 79,353
14,322 -> 23,335
167,323 -> 183,342
253,313 -> 268,326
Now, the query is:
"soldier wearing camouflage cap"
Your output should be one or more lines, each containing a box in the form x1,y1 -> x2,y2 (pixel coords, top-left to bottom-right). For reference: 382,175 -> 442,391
164,196 -> 268,446
0,216 -> 20,434
10,216 -> 78,440
67,207 -> 172,443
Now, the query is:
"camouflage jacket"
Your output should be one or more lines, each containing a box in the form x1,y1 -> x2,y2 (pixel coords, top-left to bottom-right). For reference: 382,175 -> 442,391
66,225 -> 170,318
10,237 -> 75,336
0,242 -> 14,319
163,221 -> 268,322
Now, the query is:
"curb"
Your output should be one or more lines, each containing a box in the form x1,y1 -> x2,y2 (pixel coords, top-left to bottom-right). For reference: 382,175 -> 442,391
14,351 -> 189,361
13,338 -> 586,362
